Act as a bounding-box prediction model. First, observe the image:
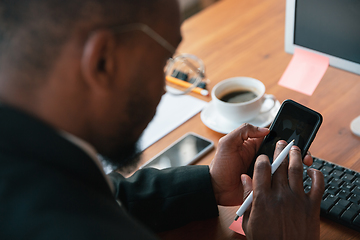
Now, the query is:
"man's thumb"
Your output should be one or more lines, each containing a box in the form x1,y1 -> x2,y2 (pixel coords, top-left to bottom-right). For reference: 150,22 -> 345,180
241,174 -> 253,201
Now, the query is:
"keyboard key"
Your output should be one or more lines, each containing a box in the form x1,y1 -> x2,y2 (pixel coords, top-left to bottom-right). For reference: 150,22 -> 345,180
341,173 -> 356,183
345,169 -> 356,175
348,193 -> 360,204
342,182 -> 355,192
334,165 -> 345,171
352,214 -> 360,228
341,204 -> 360,224
323,174 -> 333,184
327,186 -> 340,195
313,157 -> 323,163
336,189 -> 351,199
329,204 -> 346,219
322,192 -> 329,200
342,210 -> 357,224
320,166 -> 334,175
351,186 -> 360,195
337,199 -> 351,208
304,185 -> 311,194
353,178 -> 360,187
311,161 -> 323,170
349,203 -> 360,213
329,178 -> 344,188
303,178 -> 312,187
324,162 -> 334,167
303,172 -> 308,181
321,194 -> 339,212
331,169 -> 345,178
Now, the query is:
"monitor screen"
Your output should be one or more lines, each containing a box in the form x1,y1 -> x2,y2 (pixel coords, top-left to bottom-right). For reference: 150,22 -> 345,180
294,0 -> 360,65
285,0 -> 360,75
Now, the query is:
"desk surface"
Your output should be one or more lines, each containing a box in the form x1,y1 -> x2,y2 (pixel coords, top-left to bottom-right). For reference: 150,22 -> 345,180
140,0 -> 360,238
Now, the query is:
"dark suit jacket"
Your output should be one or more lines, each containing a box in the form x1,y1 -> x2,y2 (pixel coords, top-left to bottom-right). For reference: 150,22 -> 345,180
0,106 -> 219,239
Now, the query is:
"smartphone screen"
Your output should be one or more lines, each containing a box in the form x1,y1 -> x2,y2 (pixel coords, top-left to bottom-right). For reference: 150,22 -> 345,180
247,99 -> 322,177
140,133 -> 214,170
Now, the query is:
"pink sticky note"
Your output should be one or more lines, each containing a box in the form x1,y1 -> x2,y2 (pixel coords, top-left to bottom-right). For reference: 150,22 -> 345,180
229,216 -> 245,236
278,48 -> 329,96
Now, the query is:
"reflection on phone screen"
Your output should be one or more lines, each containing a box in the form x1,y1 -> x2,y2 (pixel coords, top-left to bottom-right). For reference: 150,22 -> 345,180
257,102 -> 320,164
142,134 -> 212,169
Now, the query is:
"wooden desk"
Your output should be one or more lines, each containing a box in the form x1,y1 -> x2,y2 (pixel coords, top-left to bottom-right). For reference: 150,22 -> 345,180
140,0 -> 360,238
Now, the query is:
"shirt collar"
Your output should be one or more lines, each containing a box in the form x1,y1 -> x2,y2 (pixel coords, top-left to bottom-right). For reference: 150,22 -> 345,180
59,131 -> 115,194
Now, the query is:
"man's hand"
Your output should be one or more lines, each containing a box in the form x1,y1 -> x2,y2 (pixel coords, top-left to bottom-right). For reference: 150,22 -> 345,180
242,140 -> 325,240
209,123 -> 270,206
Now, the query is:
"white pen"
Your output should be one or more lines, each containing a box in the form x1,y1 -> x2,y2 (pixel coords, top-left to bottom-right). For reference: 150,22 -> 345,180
234,140 -> 295,221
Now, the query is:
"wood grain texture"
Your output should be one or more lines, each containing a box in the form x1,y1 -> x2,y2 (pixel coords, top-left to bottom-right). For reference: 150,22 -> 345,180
137,0 -> 360,238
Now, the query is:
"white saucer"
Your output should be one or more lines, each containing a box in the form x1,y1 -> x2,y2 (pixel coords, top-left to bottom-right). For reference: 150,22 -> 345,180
201,100 -> 281,134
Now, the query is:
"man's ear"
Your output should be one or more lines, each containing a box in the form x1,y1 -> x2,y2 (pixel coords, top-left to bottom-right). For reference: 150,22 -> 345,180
81,30 -> 117,91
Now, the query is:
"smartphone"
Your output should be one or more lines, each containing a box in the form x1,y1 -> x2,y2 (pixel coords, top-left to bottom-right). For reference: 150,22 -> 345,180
140,132 -> 214,170
247,99 -> 323,177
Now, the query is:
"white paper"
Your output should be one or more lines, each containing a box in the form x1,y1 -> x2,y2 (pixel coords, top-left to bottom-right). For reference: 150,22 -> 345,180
139,92 -> 207,150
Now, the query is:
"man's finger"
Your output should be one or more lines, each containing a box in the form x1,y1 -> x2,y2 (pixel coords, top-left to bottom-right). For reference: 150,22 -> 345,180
253,155 -> 272,194
220,123 -> 269,148
242,159 -> 270,235
241,174 -> 253,200
273,140 -> 288,158
242,209 -> 250,234
241,174 -> 253,218
271,140 -> 289,186
307,168 -> 325,206
303,151 -> 313,166
288,145 -> 306,195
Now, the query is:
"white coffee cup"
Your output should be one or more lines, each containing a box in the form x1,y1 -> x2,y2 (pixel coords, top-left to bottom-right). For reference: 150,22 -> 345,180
211,77 -> 276,123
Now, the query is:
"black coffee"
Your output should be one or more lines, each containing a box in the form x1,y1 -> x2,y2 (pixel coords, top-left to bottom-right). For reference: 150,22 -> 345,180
220,90 -> 258,103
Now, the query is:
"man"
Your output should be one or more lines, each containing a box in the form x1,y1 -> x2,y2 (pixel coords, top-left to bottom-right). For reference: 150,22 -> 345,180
0,0 -> 324,239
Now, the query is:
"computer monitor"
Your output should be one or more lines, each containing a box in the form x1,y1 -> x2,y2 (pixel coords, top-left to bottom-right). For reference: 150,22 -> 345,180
285,0 -> 360,75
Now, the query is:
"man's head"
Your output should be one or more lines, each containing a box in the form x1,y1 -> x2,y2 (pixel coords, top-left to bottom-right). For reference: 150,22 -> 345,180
0,0 -> 182,170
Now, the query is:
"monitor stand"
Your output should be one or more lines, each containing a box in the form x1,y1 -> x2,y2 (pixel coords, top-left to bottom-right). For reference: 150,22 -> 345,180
350,116 -> 360,137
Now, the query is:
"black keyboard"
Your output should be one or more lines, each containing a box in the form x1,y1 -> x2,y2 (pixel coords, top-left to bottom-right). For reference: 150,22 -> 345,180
303,157 -> 360,232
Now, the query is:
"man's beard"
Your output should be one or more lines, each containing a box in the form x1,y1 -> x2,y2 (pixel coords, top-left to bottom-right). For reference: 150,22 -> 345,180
99,140 -> 143,174
98,78 -> 158,174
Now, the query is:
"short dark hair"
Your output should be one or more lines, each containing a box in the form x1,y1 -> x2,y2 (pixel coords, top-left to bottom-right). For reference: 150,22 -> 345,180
0,0 -> 158,84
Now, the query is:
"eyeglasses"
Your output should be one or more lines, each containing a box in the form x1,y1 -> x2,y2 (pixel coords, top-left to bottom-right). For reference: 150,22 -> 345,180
111,23 -> 207,95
